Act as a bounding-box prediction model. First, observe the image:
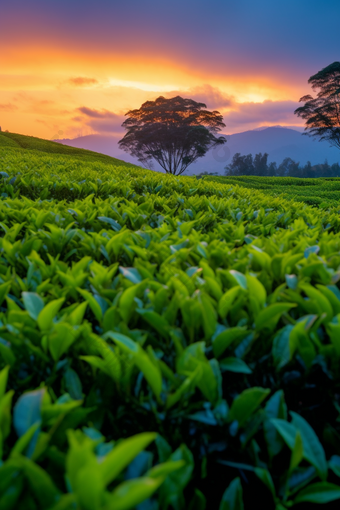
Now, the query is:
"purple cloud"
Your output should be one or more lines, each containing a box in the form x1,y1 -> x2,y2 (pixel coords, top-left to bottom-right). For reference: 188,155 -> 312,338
223,100 -> 302,132
75,107 -> 124,134
165,84 -> 234,110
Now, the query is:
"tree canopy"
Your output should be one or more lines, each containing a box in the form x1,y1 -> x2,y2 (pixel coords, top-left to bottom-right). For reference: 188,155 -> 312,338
224,152 -> 340,178
118,96 -> 226,175
294,62 -> 340,150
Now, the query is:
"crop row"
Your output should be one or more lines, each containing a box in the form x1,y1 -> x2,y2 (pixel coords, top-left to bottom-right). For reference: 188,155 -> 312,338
205,175 -> 340,208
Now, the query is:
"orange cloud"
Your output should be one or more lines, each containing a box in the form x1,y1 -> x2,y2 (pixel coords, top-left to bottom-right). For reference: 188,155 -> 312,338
66,77 -> 98,87
0,103 -> 17,112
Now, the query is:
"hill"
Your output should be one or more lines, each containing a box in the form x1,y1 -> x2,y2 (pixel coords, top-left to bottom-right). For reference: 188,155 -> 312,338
55,127 -> 340,175
0,130 -> 141,168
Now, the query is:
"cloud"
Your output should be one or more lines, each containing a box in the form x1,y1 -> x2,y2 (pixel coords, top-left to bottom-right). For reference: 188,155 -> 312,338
223,100 -> 302,132
0,103 -> 18,112
66,77 -> 98,87
75,106 -> 124,134
77,107 -> 117,119
165,84 -> 234,110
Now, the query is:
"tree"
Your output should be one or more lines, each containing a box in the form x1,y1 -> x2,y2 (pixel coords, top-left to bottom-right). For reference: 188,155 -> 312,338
225,153 -> 254,176
253,152 -> 268,176
294,62 -> 340,150
277,157 -> 300,177
118,96 -> 226,175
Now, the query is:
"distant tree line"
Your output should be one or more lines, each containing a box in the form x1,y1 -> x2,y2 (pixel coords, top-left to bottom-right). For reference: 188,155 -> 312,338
224,152 -> 340,178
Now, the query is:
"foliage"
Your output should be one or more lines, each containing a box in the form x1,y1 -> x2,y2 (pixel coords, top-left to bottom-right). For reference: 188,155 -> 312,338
1,143 -> 340,507
0,131 -> 133,167
205,173 -> 340,208
225,152 -> 340,178
294,62 -> 340,150
118,96 -> 226,175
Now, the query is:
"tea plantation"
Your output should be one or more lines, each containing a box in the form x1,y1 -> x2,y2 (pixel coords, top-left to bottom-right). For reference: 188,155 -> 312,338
1,132 -> 340,509
204,174 -> 340,209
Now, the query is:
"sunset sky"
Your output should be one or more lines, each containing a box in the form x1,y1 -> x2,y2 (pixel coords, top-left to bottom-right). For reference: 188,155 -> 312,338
1,0 -> 339,140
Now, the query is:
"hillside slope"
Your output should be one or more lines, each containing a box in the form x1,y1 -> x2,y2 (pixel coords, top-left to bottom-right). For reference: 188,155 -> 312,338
0,130 -> 142,169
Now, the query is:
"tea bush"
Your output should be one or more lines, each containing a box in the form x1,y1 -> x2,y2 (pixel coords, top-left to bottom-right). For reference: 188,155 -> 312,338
204,175 -> 340,208
1,142 -> 340,509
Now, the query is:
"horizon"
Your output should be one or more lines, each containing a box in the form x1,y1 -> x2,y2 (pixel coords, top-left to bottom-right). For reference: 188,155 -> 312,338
2,0 -> 340,141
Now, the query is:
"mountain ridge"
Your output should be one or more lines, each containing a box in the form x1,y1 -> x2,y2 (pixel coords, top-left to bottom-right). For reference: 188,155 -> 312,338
54,126 -> 340,175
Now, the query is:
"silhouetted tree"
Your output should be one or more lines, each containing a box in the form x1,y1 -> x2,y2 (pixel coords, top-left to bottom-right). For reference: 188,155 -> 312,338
277,157 -> 300,177
225,153 -> 254,176
224,151 -> 339,178
303,161 -> 314,178
294,62 -> 340,150
118,96 -> 226,175
253,152 -> 269,176
267,161 -> 277,176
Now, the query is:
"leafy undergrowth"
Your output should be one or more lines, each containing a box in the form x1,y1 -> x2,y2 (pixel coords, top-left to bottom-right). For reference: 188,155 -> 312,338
1,145 -> 340,509
204,174 -> 340,208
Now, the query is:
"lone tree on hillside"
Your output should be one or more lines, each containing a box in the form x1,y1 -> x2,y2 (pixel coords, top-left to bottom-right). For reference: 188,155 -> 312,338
118,96 -> 226,175
294,62 -> 340,150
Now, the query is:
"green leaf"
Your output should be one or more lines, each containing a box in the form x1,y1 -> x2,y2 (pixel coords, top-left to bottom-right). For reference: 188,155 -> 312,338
271,418 -> 297,450
0,365 -> 10,400
213,327 -> 248,358
219,477 -> 244,510
13,389 -> 44,437
22,292 -> 44,320
329,455 -> 340,477
199,293 -> 217,339
290,411 -> 328,480
0,341 -> 16,366
218,287 -> 245,319
289,320 -> 316,368
300,283 -> 333,321
254,468 -> 276,499
106,477 -> 164,510
67,301 -> 88,326
166,366 -> 202,409
23,457 -> 60,508
0,281 -> 11,306
77,288 -> 102,322
106,331 -> 162,399
188,489 -> 207,510
246,274 -> 266,307
99,432 -> 156,486
228,387 -> 270,426
272,325 -> 294,370
74,463 -> 103,510
293,482 -> 340,504
48,323 -> 79,361
229,270 -> 247,289
10,422 -> 41,458
219,357 -> 252,374
264,390 -> 287,458
177,342 -> 219,404
98,216 -> 121,231
255,303 -> 295,332
137,310 -> 169,338
37,297 -> 65,331
147,460 -> 185,479
64,368 -> 83,401
326,319 -> 340,356
119,267 -> 143,284
289,431 -> 303,472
